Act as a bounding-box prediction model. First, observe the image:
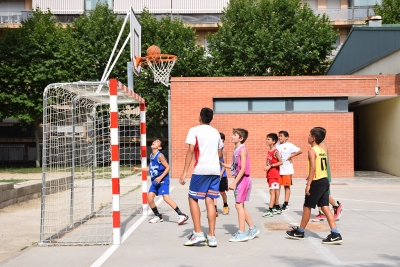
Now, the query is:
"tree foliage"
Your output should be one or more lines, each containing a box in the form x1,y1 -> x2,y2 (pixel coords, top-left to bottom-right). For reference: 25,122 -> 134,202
374,0 -> 400,24
206,0 -> 338,76
135,10 -> 207,135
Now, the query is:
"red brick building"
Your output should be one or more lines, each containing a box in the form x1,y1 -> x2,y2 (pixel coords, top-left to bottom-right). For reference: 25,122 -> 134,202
169,75 -> 400,178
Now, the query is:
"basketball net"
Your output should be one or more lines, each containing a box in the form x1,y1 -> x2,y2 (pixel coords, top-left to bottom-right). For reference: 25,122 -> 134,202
145,54 -> 177,86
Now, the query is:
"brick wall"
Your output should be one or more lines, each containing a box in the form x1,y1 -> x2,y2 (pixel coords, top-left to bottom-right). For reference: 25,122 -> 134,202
169,75 -> 399,179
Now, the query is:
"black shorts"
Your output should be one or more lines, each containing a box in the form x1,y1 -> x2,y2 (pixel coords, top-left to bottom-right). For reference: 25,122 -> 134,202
219,176 -> 228,192
304,178 -> 330,209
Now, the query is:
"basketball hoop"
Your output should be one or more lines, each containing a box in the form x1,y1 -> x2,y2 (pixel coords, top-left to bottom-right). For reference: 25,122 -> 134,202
136,54 -> 177,86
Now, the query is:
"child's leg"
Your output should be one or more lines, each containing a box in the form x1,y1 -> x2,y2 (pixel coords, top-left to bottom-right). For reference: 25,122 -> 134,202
205,196 -> 216,236
321,206 -> 337,229
189,197 -> 202,233
275,185 -> 281,206
148,192 -> 156,208
243,203 -> 255,228
162,194 -> 177,209
220,191 -> 228,204
235,202 -> 246,232
269,189 -> 276,209
284,186 -> 291,202
299,206 -> 312,229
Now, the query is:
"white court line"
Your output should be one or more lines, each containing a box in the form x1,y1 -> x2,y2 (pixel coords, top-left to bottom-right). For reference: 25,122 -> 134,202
256,189 -> 343,266
291,195 -> 400,205
91,187 -> 174,267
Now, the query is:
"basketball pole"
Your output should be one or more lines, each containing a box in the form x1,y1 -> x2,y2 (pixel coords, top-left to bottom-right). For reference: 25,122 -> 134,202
168,88 -> 172,179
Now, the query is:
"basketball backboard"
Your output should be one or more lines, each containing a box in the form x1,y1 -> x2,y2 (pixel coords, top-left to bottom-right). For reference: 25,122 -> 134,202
130,7 -> 141,76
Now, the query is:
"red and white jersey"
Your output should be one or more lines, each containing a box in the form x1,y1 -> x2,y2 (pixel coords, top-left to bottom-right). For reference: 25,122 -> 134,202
266,148 -> 280,179
185,124 -> 223,175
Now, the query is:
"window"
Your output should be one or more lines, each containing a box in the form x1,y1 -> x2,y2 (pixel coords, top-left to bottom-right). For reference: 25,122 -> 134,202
85,0 -> 113,11
252,99 -> 286,112
354,0 -> 382,6
293,99 -> 335,111
214,100 -> 248,112
213,98 -> 348,113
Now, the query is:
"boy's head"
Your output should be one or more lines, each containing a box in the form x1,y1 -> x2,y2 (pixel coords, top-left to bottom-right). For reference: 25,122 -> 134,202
220,132 -> 225,142
151,138 -> 166,151
266,133 -> 279,146
278,130 -> 289,143
232,128 -> 248,144
309,127 -> 326,145
199,107 -> 213,124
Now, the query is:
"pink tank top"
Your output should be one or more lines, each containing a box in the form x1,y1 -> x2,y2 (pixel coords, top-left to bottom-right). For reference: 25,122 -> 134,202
231,145 -> 251,177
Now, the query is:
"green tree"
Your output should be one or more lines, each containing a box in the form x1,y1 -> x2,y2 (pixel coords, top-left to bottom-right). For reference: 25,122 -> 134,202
69,6 -> 207,136
0,8 -> 76,167
374,0 -> 400,24
206,0 -> 338,76
135,10 -> 207,136
68,3 -> 130,82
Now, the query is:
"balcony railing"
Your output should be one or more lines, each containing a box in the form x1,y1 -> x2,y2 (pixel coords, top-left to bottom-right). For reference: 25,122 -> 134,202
0,2 -> 376,24
0,11 -> 21,24
32,0 -> 84,14
314,7 -> 375,21
114,0 -> 230,14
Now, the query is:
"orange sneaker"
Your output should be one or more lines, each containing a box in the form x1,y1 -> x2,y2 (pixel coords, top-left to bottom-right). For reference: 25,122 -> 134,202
222,206 -> 230,215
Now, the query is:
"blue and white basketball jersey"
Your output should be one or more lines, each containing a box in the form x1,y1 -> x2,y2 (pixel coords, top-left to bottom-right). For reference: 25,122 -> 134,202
149,151 -> 169,183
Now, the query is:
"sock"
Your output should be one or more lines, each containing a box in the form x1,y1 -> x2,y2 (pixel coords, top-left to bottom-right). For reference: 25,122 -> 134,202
284,201 -> 289,206
174,206 -> 183,215
298,227 -> 305,232
274,204 -> 280,209
269,207 -> 274,211
223,202 -> 228,207
151,207 -> 160,217
331,228 -> 339,233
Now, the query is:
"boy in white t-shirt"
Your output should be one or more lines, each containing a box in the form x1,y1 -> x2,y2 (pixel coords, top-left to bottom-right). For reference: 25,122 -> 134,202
275,131 -> 303,211
180,107 -> 223,247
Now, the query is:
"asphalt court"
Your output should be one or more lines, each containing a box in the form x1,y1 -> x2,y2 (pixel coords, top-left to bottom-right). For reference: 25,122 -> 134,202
2,175 -> 400,267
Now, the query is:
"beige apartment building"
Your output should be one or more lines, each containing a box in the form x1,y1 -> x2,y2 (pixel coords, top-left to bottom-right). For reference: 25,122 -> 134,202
1,0 -> 380,52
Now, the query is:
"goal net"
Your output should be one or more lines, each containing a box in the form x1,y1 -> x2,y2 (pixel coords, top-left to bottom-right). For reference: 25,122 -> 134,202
39,80 -> 147,245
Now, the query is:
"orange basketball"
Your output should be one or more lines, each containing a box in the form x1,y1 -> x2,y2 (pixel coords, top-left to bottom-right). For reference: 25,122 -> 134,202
146,45 -> 161,56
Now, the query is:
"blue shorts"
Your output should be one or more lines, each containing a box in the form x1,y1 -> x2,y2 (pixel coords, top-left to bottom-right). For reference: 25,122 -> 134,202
188,174 -> 220,200
149,179 -> 170,196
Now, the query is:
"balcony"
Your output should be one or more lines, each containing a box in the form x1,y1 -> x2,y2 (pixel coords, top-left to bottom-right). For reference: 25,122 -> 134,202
113,0 -> 230,14
313,7 -> 375,21
0,11 -> 21,24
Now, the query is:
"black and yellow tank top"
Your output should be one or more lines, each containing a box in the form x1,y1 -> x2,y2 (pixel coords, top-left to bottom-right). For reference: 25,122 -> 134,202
308,145 -> 328,180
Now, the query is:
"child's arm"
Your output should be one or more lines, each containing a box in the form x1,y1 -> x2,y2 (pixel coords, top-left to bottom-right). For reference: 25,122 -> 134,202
287,150 -> 303,161
154,154 -> 170,184
180,144 -> 194,185
274,150 -> 283,166
305,149 -> 316,195
229,148 -> 247,190
219,149 -> 227,177
132,166 -> 149,172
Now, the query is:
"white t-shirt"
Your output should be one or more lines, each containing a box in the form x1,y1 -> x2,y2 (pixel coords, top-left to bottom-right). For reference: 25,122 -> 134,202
276,142 -> 300,175
185,124 -> 223,175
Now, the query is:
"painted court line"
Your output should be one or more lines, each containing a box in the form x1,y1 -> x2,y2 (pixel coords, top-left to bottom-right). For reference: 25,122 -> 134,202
291,195 -> 400,205
256,189 -> 343,266
91,187 -> 174,267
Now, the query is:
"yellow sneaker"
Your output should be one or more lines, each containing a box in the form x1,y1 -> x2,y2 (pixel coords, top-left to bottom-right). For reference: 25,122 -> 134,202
222,206 -> 229,215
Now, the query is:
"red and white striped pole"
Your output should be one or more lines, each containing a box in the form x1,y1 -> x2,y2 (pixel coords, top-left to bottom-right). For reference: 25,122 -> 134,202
140,103 -> 148,215
109,79 -> 121,245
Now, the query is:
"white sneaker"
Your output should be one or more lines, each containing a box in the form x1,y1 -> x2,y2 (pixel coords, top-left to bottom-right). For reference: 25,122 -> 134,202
183,232 -> 206,246
178,214 -> 189,225
207,235 -> 217,247
149,215 -> 163,223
